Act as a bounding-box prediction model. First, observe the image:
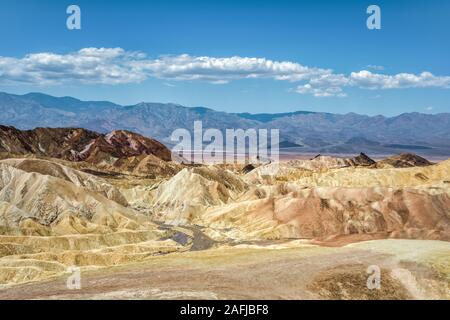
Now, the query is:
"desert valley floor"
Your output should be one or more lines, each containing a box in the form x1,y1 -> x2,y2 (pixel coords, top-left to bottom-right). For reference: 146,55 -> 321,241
0,126 -> 449,299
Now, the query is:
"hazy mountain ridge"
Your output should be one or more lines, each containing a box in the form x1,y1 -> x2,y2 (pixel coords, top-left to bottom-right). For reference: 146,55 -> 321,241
1,92 -> 449,155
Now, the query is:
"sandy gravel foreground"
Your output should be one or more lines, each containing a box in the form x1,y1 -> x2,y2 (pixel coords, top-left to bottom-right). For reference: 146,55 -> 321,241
0,239 -> 448,300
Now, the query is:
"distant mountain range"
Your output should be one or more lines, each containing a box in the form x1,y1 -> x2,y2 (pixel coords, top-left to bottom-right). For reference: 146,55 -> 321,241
1,91 -> 450,156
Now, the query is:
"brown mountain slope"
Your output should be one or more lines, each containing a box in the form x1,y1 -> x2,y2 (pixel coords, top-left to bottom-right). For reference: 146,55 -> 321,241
283,153 -> 376,172
310,152 -> 376,167
0,125 -> 172,164
375,153 -> 433,168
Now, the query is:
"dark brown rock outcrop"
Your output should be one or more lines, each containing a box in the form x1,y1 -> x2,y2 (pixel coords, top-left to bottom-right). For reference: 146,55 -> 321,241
375,153 -> 433,168
0,125 -> 172,163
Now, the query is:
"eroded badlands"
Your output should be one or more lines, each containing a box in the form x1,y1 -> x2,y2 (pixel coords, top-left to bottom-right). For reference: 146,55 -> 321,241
0,127 -> 448,299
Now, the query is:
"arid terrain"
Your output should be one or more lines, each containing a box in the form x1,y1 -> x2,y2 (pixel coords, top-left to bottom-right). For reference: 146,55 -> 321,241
0,126 -> 449,300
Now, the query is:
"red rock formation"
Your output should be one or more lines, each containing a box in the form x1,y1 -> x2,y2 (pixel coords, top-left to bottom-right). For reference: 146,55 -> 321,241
0,125 -> 172,163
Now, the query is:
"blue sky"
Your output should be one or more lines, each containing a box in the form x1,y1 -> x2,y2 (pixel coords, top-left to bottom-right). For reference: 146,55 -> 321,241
0,0 -> 449,116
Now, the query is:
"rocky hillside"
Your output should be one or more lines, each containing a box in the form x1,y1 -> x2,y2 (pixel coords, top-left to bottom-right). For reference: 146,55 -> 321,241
0,125 -> 172,164
143,159 -> 450,241
374,153 -> 433,168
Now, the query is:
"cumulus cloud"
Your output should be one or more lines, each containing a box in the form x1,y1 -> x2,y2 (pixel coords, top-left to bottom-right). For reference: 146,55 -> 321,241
296,84 -> 347,97
0,48 -> 328,85
137,54 -> 330,83
0,47 -> 147,85
350,70 -> 450,89
297,70 -> 450,97
295,73 -> 349,97
1,47 -> 449,98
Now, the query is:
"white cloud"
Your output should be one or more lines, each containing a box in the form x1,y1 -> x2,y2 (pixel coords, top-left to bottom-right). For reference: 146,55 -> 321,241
297,70 -> 450,97
1,47 -> 449,98
138,54 -> 330,83
349,70 -> 450,89
0,47 -> 147,85
295,73 -> 349,97
0,49 -> 330,86
296,84 -> 347,98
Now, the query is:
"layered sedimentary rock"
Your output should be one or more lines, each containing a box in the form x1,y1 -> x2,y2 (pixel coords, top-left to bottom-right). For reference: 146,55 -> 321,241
0,163 -> 148,233
148,157 -> 450,242
150,167 -> 247,225
0,160 -> 191,284
0,125 -> 449,290
0,158 -> 128,206
198,186 -> 450,241
0,126 -> 172,164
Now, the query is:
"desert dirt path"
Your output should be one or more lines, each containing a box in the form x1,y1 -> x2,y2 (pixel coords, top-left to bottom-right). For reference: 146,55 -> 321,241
0,243 -> 431,300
